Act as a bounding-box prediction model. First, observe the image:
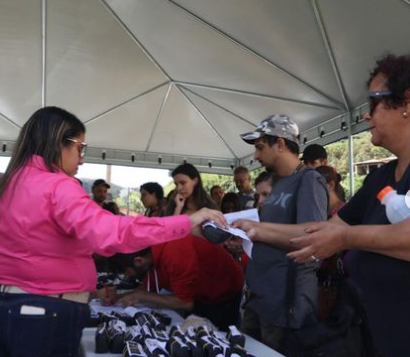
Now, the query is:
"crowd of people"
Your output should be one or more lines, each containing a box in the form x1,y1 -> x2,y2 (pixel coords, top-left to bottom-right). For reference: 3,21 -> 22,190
0,53 -> 409,357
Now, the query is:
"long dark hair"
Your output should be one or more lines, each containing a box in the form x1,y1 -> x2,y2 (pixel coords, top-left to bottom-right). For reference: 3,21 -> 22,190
0,106 -> 85,199
171,163 -> 209,211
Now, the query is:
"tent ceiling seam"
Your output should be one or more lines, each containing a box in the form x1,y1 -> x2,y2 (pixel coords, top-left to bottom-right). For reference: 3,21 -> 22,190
175,81 -> 341,110
41,0 -> 46,107
0,113 -> 21,130
180,86 -> 256,127
166,0 -> 345,110
311,0 -> 349,110
99,0 -> 173,82
83,81 -> 169,125
399,0 -> 410,7
175,84 -> 238,159
145,83 -> 172,152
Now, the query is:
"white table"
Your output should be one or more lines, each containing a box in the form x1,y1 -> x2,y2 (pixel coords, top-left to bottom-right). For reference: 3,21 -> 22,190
81,308 -> 284,357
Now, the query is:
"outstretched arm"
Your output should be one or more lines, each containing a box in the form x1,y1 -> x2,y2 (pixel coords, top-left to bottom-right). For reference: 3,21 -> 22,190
288,215 -> 410,263
116,290 -> 193,311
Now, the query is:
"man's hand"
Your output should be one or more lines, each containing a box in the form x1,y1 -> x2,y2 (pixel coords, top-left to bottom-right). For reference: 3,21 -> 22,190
116,290 -> 149,307
287,221 -> 349,263
232,220 -> 261,241
98,286 -> 118,306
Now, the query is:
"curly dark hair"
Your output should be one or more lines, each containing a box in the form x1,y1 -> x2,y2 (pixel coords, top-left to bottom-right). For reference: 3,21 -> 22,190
367,54 -> 410,109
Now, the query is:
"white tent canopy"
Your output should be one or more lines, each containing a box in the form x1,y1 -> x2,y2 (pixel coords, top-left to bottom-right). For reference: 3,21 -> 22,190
0,0 -> 409,174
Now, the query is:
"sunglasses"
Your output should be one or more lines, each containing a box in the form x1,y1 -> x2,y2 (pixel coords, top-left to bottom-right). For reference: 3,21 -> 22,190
367,90 -> 392,116
66,137 -> 88,158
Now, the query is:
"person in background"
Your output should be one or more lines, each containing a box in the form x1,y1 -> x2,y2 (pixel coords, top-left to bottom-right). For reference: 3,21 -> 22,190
210,185 -> 225,210
301,144 -> 328,169
254,171 -> 276,210
302,143 -> 346,201
103,201 -> 121,215
221,192 -> 242,214
0,106 -> 226,357
105,235 -> 244,331
140,182 -> 165,217
233,166 -> 256,210
166,163 -> 218,215
92,178 -> 110,207
316,166 -> 345,215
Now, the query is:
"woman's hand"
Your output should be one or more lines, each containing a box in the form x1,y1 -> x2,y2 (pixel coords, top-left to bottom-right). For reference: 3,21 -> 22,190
287,221 -> 349,263
174,193 -> 185,214
189,208 -> 228,236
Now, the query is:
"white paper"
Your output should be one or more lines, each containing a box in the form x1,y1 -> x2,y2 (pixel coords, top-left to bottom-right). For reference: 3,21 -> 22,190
203,208 -> 259,258
223,208 -> 260,225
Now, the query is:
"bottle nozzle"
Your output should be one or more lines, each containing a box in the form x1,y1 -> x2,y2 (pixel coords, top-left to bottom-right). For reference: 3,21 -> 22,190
377,186 -> 394,202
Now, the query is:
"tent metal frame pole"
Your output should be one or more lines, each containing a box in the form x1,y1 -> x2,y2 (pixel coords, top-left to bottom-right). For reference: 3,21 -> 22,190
399,0 -> 410,7
311,0 -> 350,110
83,82 -> 168,125
99,0 -> 173,82
181,86 -> 255,127
175,81 -> 340,110
176,85 -> 238,159
166,0 -> 345,110
41,0 -> 47,107
346,111 -> 355,197
145,83 -> 172,152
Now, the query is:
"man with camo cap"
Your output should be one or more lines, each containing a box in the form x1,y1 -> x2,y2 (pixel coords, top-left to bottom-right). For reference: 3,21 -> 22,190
236,114 -> 328,352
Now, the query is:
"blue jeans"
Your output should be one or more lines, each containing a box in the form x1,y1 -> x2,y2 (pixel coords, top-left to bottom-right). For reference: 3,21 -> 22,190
0,293 -> 90,357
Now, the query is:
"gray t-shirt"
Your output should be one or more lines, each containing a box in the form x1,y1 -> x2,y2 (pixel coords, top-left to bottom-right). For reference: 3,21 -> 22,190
246,168 -> 328,328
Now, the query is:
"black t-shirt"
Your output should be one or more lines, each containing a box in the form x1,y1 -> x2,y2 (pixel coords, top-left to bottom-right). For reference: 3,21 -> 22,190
338,159 -> 410,357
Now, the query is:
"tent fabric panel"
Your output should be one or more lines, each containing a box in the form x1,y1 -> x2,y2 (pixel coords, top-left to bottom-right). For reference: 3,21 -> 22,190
148,86 -> 234,158
0,115 -> 21,142
181,87 -> 256,159
85,84 -> 169,152
172,0 -> 344,104
317,0 -> 410,106
106,0 -> 337,107
0,0 -> 42,125
185,86 -> 343,133
46,0 -> 168,121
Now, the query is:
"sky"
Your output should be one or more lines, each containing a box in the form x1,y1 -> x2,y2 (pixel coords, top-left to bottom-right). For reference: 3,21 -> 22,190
0,157 -> 173,188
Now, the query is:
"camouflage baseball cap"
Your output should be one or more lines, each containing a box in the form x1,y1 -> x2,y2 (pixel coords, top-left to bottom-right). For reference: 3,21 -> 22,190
240,114 -> 299,145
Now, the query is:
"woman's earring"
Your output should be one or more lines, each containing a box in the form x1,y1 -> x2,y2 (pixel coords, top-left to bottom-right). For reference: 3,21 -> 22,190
403,111 -> 409,118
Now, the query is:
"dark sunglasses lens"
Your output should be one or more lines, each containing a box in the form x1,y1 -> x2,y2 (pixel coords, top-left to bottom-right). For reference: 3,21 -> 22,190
368,97 -> 383,115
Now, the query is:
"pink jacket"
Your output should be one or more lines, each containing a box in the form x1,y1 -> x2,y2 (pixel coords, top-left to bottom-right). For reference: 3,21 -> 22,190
0,155 -> 191,295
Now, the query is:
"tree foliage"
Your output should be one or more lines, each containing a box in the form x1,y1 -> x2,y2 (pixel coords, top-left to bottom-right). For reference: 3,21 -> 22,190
326,131 -> 393,195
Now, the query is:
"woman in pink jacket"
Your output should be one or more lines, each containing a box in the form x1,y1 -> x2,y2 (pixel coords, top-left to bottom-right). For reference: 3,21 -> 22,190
0,106 -> 225,357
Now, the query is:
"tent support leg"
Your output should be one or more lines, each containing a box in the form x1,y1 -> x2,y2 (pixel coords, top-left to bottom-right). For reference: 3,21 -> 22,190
346,111 -> 354,198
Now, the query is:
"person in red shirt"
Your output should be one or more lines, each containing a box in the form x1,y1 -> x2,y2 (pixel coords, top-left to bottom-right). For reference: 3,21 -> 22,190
108,235 -> 244,330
